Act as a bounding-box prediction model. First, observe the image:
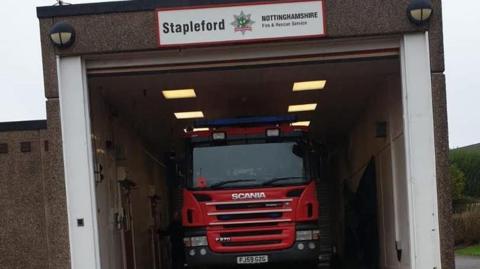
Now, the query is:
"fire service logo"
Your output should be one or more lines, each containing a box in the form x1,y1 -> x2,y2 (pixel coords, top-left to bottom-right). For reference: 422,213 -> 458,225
231,11 -> 255,34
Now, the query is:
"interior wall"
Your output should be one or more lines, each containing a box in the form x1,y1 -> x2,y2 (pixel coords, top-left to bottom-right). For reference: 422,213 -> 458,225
89,87 -> 170,269
333,75 -> 411,269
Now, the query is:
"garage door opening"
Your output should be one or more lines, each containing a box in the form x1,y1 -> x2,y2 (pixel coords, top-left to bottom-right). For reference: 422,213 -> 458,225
84,52 -> 412,269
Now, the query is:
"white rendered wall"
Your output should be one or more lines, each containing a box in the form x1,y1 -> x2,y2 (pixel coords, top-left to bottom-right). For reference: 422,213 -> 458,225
336,75 -> 411,269
88,86 -> 171,269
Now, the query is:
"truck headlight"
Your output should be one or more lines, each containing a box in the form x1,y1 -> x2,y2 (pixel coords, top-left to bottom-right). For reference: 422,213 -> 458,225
266,128 -> 280,137
296,230 -> 320,241
312,229 -> 320,240
183,237 -> 192,247
212,132 -> 226,140
191,236 -> 208,247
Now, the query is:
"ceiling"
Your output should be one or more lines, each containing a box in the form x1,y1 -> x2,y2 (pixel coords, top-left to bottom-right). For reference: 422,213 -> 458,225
88,57 -> 400,154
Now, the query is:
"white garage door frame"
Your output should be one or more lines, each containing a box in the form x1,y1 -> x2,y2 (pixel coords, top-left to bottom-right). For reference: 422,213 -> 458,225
57,33 -> 441,269
400,32 -> 441,269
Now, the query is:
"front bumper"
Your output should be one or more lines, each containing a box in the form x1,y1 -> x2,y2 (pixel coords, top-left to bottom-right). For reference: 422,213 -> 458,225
185,241 -> 321,267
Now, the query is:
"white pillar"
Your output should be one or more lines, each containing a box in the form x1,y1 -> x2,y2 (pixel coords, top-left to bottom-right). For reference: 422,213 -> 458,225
57,56 -> 101,269
400,33 -> 442,269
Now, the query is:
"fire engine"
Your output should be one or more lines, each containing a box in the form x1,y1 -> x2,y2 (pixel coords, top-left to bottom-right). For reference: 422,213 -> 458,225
180,116 -> 330,267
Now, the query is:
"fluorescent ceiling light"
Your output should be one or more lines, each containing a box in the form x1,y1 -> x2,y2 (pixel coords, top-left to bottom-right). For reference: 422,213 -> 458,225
162,89 -> 196,99
193,128 -> 209,132
174,111 -> 204,119
288,103 -> 317,112
292,80 -> 326,91
291,121 -> 311,127
184,128 -> 209,133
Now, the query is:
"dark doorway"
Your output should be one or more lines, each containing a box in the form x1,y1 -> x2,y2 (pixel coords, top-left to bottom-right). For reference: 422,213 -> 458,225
343,158 -> 380,269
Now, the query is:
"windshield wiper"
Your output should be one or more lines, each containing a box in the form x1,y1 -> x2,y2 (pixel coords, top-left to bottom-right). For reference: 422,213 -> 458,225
262,176 -> 305,186
210,179 -> 257,189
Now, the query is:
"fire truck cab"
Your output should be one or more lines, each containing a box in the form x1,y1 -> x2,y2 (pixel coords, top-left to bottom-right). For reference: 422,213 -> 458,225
181,116 -> 330,267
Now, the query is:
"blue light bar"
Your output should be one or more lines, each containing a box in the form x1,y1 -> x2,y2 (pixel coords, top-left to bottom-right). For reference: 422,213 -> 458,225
194,115 -> 297,128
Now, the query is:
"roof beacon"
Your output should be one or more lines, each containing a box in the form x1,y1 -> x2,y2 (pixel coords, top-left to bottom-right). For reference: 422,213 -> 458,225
194,115 -> 297,128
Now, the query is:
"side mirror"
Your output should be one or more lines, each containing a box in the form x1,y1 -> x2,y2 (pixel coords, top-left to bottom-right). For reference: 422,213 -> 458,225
309,141 -> 328,180
292,143 -> 305,158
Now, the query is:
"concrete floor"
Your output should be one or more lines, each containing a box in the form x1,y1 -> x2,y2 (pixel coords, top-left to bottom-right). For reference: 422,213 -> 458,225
455,255 -> 480,269
216,263 -> 324,269
214,257 -> 480,269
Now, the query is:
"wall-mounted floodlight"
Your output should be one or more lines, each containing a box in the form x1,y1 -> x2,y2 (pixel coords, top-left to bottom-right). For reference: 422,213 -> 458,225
407,0 -> 433,25
49,21 -> 76,49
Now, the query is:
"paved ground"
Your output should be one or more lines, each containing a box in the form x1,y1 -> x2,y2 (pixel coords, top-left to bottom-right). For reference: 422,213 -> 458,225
456,255 -> 480,269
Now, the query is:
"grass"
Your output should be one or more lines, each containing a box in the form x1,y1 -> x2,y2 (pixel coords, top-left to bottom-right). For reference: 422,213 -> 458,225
456,245 -> 480,256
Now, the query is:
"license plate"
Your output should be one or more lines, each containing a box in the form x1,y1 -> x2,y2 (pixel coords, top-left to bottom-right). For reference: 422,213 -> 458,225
236,255 -> 269,264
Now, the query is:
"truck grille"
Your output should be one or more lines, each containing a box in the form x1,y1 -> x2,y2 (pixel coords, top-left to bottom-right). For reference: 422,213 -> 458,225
215,201 -> 285,210
220,230 -> 282,237
207,225 -> 294,253
220,222 -> 278,228
221,240 -> 282,247
206,198 -> 293,227
215,211 -> 285,221
205,198 -> 295,253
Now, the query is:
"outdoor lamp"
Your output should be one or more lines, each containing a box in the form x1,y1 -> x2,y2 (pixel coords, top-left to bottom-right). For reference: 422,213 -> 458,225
407,0 -> 433,25
49,22 -> 76,49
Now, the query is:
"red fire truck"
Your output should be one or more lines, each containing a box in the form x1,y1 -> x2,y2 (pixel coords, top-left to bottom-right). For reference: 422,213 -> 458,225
180,116 -> 330,267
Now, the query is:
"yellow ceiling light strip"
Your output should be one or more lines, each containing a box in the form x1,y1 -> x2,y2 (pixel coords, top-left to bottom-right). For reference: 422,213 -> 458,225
174,111 -> 204,119
162,89 -> 196,99
292,80 -> 326,91
184,128 -> 210,133
291,121 -> 311,127
288,103 -> 317,112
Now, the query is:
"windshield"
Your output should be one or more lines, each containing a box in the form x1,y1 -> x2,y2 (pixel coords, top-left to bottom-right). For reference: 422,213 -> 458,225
190,142 -> 306,189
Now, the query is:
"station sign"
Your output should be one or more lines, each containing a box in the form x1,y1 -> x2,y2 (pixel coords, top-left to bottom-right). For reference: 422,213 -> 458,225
156,0 -> 326,47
